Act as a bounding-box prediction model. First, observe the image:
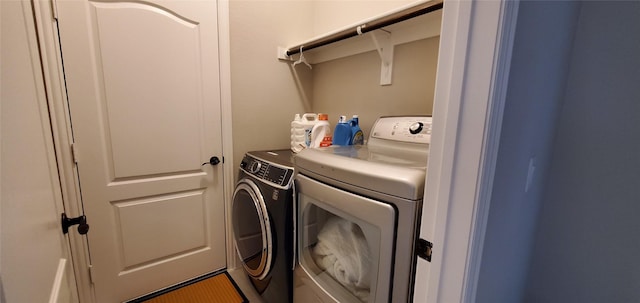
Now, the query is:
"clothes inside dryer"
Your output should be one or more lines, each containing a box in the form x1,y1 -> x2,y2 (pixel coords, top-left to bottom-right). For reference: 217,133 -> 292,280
296,173 -> 396,303
309,210 -> 372,302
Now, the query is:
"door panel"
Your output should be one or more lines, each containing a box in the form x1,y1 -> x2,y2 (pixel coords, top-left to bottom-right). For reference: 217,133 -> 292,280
95,2 -> 206,178
55,0 -> 225,301
113,190 -> 207,268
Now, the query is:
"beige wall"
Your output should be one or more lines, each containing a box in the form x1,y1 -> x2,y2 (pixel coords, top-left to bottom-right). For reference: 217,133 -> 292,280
312,0 -> 419,35
311,37 -> 439,137
229,0 -> 314,172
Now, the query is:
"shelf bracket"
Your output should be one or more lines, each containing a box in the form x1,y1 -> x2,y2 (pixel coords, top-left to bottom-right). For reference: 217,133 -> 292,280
277,46 -> 292,61
368,29 -> 394,86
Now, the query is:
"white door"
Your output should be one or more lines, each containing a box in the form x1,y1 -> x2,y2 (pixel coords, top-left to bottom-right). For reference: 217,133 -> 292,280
54,0 -> 226,301
1,1 -> 77,302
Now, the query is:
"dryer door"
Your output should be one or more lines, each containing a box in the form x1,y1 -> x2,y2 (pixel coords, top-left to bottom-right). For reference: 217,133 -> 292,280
232,179 -> 273,280
295,174 -> 396,303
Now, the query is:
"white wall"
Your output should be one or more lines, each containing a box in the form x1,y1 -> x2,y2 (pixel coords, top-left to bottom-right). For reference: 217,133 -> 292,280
524,2 -> 640,302
474,2 -> 580,302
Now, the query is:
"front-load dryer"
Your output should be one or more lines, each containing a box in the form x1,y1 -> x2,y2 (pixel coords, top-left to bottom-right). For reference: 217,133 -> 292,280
232,150 -> 294,303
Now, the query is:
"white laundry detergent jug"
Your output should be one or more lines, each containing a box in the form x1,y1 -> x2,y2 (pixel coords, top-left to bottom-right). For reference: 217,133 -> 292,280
291,114 -> 305,151
309,113 -> 332,148
291,113 -> 318,152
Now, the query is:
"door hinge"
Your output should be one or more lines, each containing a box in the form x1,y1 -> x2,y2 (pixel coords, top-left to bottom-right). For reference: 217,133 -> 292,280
416,238 -> 433,262
61,213 -> 89,235
71,143 -> 79,164
88,264 -> 95,284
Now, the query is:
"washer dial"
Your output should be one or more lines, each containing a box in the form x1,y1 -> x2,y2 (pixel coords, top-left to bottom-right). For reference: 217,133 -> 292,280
409,122 -> 424,134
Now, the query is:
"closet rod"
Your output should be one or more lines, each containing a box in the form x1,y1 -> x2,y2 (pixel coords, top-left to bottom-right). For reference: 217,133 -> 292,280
285,0 -> 443,57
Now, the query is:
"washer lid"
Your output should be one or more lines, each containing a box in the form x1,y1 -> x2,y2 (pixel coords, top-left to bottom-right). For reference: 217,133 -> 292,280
294,145 -> 428,201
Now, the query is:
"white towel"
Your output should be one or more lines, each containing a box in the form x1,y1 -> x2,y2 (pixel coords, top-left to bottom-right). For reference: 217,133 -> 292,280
312,216 -> 371,301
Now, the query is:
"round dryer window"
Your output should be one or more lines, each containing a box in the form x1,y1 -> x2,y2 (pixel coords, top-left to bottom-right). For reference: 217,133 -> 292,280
232,179 -> 273,280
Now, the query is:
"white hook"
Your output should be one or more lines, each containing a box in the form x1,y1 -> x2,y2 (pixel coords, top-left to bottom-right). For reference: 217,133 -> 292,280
292,46 -> 312,69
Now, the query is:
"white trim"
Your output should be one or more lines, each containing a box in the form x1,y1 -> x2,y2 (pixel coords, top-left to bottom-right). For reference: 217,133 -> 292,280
417,0 -> 473,299
18,0 -> 79,301
49,259 -> 70,303
31,1 -> 94,302
217,0 -> 237,270
418,0 -> 520,302
462,1 -> 520,301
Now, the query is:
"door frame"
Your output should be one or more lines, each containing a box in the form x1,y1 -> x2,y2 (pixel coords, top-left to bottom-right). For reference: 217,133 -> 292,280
31,0 -> 235,301
419,0 -> 520,302
31,0 -> 92,301
3,0 -> 79,301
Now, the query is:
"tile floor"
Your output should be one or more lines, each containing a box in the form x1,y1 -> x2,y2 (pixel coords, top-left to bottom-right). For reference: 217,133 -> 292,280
228,268 -> 265,303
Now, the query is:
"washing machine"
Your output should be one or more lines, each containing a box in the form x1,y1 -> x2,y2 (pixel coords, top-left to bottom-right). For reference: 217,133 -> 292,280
232,149 -> 294,303
293,116 -> 432,303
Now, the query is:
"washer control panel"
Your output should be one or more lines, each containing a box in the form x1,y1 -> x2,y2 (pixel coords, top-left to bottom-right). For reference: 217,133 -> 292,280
240,154 -> 294,189
370,116 -> 433,144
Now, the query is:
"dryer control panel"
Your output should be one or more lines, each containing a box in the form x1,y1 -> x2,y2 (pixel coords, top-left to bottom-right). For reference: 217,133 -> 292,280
240,154 -> 294,189
370,116 -> 433,144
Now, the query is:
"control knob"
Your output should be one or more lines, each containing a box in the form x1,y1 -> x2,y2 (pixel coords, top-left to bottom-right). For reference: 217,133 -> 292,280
409,122 -> 424,134
249,161 -> 262,174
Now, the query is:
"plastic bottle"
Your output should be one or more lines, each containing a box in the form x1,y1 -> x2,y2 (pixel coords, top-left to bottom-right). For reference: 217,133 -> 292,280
332,115 -> 352,146
310,113 -> 331,148
350,115 -> 364,145
290,114 -> 305,151
301,113 -> 319,147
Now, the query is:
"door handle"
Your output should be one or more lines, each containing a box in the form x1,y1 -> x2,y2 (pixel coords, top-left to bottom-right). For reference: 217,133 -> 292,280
202,156 -> 221,166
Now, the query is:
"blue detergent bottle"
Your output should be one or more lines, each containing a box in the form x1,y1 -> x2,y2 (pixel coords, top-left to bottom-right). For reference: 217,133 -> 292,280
332,116 -> 352,146
350,115 -> 364,145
